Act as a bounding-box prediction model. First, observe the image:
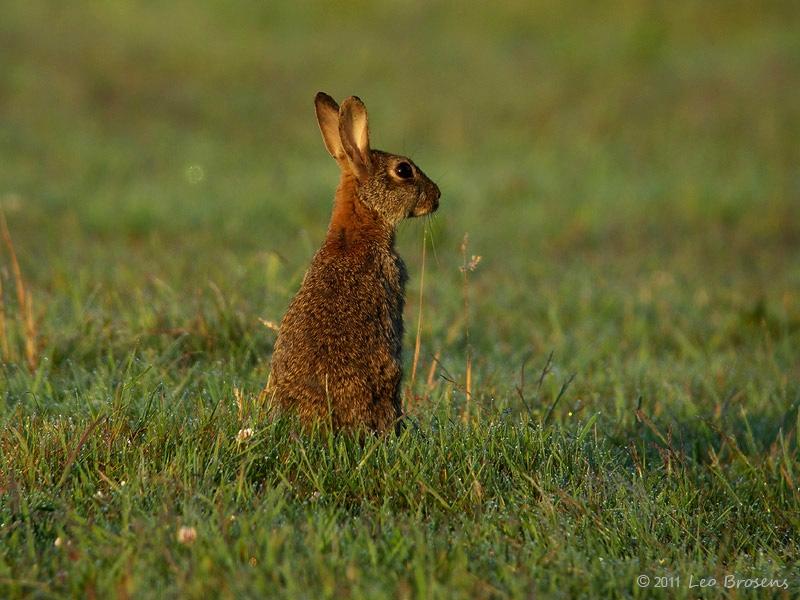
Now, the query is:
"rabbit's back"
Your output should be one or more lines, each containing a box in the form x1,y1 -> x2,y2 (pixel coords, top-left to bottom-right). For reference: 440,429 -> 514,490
270,243 -> 408,431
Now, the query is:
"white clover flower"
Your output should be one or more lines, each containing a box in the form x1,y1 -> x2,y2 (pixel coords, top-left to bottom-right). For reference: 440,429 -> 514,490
177,526 -> 197,545
236,428 -> 254,443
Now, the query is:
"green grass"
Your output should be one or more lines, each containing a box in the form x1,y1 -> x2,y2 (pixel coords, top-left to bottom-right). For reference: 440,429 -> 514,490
1,0 -> 799,597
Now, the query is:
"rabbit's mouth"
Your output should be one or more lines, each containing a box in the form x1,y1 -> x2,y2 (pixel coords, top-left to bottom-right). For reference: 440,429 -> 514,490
410,189 -> 440,218
410,200 -> 436,218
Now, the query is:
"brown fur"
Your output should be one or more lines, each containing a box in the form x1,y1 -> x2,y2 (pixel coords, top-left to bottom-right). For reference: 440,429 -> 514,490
267,93 -> 440,434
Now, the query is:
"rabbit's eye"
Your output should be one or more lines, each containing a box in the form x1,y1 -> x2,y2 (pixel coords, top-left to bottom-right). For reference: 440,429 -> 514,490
394,162 -> 414,180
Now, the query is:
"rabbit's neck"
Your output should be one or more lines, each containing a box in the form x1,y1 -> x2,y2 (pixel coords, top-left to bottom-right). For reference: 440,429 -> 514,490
325,174 -> 393,251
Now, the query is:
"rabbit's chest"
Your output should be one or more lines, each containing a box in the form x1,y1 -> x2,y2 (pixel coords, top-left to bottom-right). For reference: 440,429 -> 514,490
377,250 -> 407,296
374,252 -> 407,356
387,249 -> 407,300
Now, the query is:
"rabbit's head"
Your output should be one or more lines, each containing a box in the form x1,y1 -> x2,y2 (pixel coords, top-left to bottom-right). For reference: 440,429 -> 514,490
315,92 -> 440,227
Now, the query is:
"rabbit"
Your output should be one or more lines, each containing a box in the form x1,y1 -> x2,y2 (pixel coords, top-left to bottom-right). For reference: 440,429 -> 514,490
267,92 -> 440,434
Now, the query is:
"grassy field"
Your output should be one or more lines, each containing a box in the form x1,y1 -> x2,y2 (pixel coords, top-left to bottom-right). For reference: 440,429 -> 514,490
1,1 -> 799,597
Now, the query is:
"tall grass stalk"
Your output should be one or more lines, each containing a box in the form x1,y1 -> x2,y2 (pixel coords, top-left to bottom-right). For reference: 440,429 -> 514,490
0,211 -> 38,371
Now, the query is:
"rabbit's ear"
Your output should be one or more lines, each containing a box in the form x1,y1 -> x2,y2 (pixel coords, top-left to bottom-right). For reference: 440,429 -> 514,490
339,96 -> 372,180
315,92 -> 347,167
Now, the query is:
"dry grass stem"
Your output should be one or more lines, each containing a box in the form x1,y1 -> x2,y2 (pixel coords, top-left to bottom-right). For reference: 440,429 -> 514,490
0,264 -> 8,361
0,210 -> 38,371
459,233 -> 480,422
426,350 -> 440,391
409,227 -> 428,391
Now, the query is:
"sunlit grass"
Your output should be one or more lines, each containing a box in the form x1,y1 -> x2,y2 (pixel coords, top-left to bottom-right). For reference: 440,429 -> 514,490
1,0 -> 799,597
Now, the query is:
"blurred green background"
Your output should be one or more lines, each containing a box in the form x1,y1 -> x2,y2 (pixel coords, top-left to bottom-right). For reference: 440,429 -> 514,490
1,1 -> 799,596
2,2 -> 798,315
